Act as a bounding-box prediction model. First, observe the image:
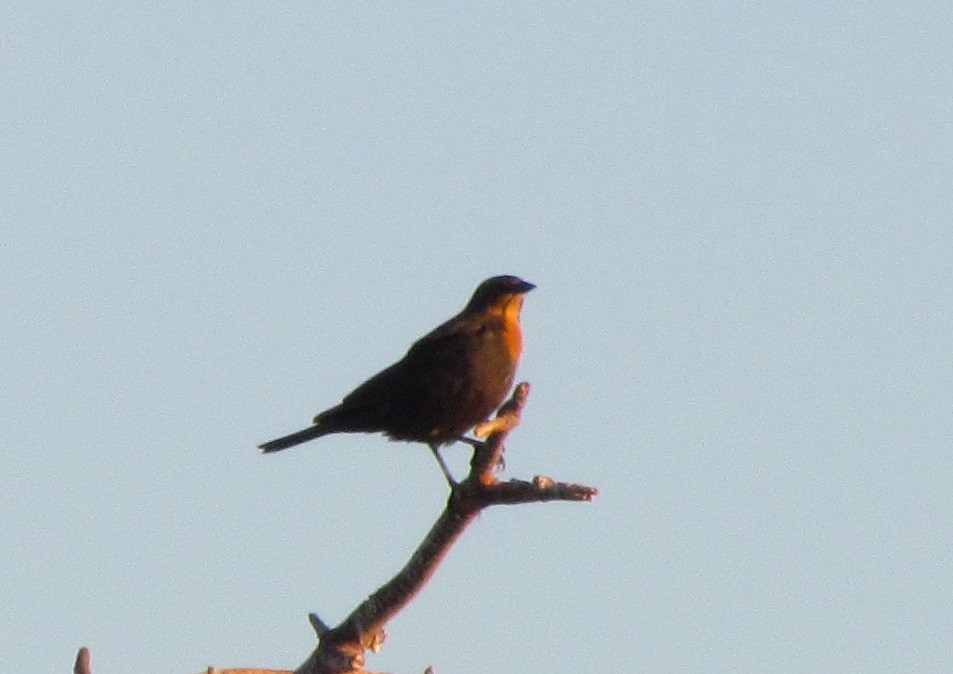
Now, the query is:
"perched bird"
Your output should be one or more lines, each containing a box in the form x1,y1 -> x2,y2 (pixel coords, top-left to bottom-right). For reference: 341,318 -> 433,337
259,275 -> 535,482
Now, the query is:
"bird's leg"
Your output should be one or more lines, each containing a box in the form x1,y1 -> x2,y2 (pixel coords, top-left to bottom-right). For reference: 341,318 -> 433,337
456,435 -> 505,470
428,444 -> 457,486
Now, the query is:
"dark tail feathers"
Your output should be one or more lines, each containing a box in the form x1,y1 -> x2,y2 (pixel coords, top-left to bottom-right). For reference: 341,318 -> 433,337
259,424 -> 328,453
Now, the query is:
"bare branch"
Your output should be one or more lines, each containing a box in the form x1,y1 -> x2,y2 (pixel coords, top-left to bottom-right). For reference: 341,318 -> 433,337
75,381 -> 597,674
74,648 -> 90,674
293,382 -> 597,674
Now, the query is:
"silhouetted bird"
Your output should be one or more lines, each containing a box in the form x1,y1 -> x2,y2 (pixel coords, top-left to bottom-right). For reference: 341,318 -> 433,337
259,275 -> 535,482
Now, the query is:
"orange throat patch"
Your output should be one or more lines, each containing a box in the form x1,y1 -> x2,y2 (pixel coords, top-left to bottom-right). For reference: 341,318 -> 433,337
501,295 -> 524,361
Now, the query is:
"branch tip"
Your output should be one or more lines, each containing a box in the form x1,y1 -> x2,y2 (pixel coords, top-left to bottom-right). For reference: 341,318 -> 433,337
308,613 -> 330,638
74,647 -> 91,674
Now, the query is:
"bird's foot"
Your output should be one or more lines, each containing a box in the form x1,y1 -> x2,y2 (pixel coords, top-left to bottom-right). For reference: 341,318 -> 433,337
457,435 -> 505,471
457,435 -> 485,449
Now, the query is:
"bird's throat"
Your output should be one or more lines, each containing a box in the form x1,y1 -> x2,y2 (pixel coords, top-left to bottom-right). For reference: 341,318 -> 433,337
501,296 -> 524,362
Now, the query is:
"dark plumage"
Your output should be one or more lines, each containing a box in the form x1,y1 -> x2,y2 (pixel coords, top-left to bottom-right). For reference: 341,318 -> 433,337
259,275 -> 535,479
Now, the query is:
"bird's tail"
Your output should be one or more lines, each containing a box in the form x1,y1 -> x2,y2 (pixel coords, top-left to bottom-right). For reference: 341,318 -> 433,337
259,424 -> 329,453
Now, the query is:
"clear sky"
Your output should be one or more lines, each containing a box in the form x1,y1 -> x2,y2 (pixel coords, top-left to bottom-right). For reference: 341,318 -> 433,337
3,3 -> 952,673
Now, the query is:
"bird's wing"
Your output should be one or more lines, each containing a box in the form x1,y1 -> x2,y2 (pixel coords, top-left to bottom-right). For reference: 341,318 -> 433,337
409,311 -> 483,349
338,320 -> 473,409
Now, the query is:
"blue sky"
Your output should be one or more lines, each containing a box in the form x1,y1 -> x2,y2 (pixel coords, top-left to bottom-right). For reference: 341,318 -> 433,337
3,3 -> 952,672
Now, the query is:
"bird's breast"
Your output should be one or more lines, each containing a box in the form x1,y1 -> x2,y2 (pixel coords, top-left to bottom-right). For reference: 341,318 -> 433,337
500,296 -> 524,362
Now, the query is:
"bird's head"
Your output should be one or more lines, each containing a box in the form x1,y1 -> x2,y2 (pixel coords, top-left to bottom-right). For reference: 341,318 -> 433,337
463,275 -> 536,316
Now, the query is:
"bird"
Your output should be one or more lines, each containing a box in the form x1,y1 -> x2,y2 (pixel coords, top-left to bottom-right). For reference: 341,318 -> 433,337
259,275 -> 535,482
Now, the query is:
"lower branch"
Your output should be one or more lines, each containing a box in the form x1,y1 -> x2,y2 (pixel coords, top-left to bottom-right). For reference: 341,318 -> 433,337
297,383 -> 597,674
73,382 -> 597,674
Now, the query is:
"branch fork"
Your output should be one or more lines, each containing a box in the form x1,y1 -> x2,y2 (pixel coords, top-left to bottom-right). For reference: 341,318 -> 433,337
74,382 -> 597,674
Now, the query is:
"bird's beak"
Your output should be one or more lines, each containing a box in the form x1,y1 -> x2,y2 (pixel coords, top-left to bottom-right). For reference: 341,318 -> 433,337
515,280 -> 536,294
